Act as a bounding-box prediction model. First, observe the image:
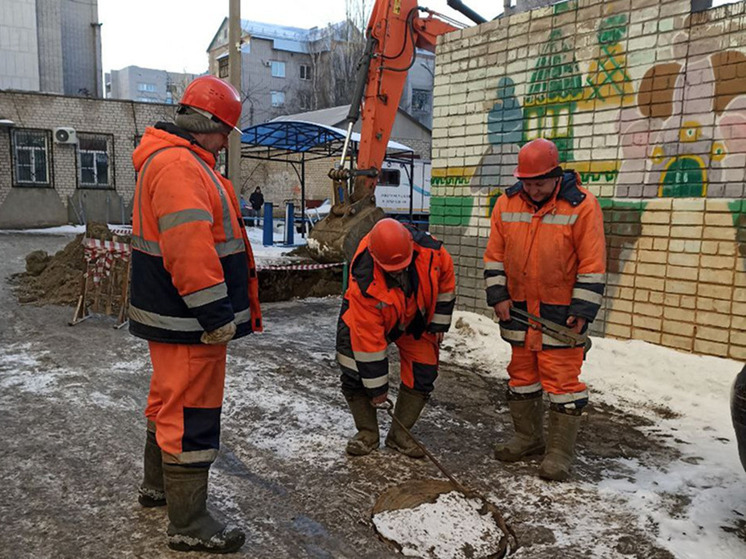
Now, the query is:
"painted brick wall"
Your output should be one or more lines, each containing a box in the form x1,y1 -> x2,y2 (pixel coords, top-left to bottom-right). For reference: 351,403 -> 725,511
431,0 -> 746,359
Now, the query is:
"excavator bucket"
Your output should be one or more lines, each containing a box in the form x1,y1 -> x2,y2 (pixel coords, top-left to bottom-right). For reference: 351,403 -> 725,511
307,195 -> 385,264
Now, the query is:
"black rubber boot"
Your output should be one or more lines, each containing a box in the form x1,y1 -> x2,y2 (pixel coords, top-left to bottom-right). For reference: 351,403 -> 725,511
385,385 -> 428,458
163,463 -> 246,554
343,392 -> 380,456
494,390 -> 545,462
538,407 -> 583,481
138,426 -> 166,507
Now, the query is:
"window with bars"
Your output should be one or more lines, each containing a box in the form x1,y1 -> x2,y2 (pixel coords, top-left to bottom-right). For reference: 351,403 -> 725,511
77,134 -> 112,188
12,129 -> 51,187
300,64 -> 311,80
411,89 -> 431,113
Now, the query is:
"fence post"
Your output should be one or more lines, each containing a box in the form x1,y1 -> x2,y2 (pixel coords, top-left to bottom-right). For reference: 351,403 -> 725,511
284,202 -> 294,246
263,203 -> 273,246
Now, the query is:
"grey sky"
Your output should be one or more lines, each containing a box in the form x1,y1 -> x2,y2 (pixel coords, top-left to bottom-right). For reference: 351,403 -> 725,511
99,0 -> 502,74
99,0 -> 737,75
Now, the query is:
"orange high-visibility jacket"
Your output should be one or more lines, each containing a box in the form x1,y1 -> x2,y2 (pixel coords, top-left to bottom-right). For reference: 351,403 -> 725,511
130,123 -> 262,344
483,171 -> 605,349
336,229 -> 456,395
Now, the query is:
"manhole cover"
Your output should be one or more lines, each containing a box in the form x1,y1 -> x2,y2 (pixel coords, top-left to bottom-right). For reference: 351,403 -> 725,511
372,479 -> 510,559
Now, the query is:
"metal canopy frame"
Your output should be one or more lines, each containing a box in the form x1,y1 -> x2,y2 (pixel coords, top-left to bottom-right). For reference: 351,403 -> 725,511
239,120 -> 416,235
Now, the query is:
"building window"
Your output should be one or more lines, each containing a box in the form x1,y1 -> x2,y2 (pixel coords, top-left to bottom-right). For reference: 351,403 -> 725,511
218,56 -> 229,78
11,129 -> 51,187
271,91 -> 285,107
300,64 -> 311,80
379,169 -> 401,187
136,97 -> 157,103
137,82 -> 156,92
411,89 -> 431,113
77,134 -> 112,189
270,61 -> 286,78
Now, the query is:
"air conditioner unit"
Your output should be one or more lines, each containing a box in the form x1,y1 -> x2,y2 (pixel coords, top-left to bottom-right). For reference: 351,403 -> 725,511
53,127 -> 77,144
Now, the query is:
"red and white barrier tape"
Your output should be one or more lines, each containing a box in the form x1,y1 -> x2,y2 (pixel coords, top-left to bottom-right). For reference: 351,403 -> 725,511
82,237 -> 131,284
256,262 -> 344,271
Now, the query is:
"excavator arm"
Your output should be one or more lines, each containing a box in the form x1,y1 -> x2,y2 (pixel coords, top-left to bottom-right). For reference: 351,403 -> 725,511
307,0 -> 484,263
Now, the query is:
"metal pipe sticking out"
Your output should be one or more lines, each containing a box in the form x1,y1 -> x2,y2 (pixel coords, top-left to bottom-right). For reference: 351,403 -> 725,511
446,0 -> 487,24
339,121 -> 355,168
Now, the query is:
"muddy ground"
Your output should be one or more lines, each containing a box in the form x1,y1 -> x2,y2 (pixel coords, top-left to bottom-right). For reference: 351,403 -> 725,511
0,232 -> 725,559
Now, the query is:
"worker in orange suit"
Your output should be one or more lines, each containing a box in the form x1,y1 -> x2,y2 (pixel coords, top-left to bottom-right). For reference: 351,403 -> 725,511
130,75 -> 261,554
336,218 -> 456,458
484,138 -> 606,481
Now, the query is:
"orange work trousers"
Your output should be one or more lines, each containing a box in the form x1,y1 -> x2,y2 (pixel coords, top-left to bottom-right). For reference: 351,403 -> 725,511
507,345 -> 586,401
396,332 -> 439,393
145,341 -> 227,465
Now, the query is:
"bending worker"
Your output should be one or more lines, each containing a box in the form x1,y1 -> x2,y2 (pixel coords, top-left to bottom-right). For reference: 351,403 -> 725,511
484,138 -> 606,481
336,218 -> 456,457
130,75 -> 262,553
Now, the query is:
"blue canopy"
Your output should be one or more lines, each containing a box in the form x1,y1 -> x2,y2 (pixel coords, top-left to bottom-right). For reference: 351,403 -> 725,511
240,121 -> 344,153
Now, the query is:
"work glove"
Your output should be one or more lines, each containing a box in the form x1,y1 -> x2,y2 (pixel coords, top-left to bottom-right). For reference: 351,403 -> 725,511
201,321 -> 236,345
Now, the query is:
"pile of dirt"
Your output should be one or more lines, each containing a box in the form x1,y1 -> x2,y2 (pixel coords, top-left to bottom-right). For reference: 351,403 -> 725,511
12,221 -> 341,307
11,223 -> 128,311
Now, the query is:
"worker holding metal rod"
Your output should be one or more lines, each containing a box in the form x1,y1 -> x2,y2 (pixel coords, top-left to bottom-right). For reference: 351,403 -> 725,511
483,138 -> 606,481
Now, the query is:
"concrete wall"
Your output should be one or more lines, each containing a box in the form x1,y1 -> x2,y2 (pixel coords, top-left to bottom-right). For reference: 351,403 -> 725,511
0,0 -> 40,91
0,91 -> 172,228
430,0 -> 746,359
35,0 -> 64,94
109,66 -> 196,104
60,0 -> 101,97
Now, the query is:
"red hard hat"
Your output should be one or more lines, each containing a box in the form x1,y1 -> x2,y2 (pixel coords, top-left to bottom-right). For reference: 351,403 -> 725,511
179,75 -> 242,133
514,138 -> 560,178
368,218 -> 414,272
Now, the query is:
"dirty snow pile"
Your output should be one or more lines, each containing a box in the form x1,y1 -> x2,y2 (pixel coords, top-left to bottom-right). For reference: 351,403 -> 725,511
441,310 -> 746,559
373,491 -> 503,559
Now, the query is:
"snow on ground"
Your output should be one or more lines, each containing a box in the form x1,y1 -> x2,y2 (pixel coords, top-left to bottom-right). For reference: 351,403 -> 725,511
373,491 -> 503,558
442,310 -> 746,559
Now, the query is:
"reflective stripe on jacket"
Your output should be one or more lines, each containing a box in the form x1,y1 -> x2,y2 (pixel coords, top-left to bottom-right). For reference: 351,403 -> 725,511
336,229 -> 456,395
483,171 -> 605,349
129,124 -> 262,344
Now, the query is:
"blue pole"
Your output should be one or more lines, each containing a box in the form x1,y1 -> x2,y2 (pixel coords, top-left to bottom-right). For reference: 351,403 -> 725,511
263,203 -> 273,246
284,202 -> 294,246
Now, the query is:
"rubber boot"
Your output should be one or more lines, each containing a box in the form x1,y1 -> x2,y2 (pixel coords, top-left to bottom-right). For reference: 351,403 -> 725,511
139,427 -> 166,507
385,386 -> 428,458
344,392 -> 380,456
162,463 -> 246,554
538,407 -> 583,481
494,391 -> 545,462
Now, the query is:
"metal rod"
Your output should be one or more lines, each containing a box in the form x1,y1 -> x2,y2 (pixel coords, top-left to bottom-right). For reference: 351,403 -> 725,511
339,121 -> 355,168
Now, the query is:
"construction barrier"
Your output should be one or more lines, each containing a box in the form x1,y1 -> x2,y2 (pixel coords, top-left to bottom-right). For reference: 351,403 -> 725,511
70,236 -> 131,328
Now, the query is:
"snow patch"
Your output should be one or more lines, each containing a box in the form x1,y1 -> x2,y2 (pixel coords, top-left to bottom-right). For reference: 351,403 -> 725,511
373,491 -> 504,559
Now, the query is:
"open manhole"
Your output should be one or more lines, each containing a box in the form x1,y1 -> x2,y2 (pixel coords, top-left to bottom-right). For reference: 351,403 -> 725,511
372,479 -> 514,559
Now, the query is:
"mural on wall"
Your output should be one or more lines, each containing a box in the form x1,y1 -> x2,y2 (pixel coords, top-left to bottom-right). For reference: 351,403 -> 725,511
619,46 -> 746,199
523,29 -> 583,161
583,14 -> 635,107
431,0 -> 746,233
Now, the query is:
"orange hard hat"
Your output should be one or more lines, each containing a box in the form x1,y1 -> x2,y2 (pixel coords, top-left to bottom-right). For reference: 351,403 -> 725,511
513,138 -> 560,178
179,75 -> 242,133
368,218 -> 414,272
